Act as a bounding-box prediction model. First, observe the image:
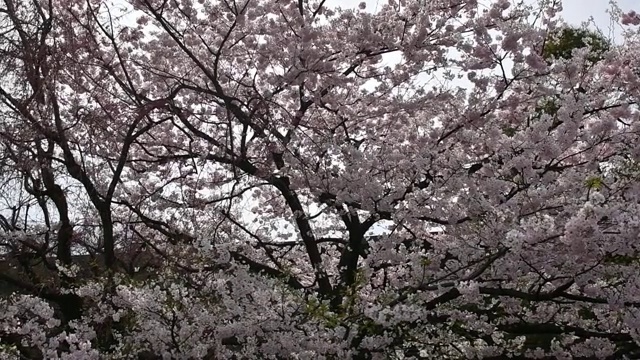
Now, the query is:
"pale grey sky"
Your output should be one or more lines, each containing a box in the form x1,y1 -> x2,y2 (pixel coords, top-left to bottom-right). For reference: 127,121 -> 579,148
562,0 -> 633,26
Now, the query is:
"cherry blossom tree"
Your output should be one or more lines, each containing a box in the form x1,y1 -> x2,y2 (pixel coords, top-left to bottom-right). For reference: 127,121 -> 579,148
2,0 -> 640,358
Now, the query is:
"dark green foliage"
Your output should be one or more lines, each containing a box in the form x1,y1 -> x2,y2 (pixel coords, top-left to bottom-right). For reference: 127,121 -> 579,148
542,27 -> 610,63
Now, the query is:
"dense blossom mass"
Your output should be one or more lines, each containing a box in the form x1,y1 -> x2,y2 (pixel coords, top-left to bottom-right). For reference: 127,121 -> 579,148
1,0 -> 640,358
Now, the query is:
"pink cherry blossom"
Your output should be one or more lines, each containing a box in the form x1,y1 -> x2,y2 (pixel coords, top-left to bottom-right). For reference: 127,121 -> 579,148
0,0 -> 640,358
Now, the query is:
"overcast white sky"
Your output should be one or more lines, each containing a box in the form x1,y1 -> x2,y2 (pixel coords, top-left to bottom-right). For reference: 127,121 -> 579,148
561,0 -> 633,28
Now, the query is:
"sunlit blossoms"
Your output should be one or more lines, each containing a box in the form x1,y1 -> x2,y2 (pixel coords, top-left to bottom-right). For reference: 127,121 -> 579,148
2,0 -> 640,358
